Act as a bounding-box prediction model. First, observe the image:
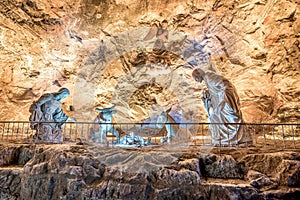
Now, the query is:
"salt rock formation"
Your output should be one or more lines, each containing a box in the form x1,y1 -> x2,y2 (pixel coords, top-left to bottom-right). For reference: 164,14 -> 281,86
0,144 -> 300,199
0,0 -> 299,123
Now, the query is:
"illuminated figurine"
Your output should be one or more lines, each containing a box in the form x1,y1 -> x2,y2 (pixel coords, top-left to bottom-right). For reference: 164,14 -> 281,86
94,105 -> 120,143
156,108 -> 191,144
156,109 -> 178,143
119,131 -> 145,147
192,68 -> 251,145
29,88 -> 76,143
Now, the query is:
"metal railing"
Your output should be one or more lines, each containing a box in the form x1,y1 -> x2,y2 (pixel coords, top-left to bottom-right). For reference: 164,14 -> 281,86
0,121 -> 299,149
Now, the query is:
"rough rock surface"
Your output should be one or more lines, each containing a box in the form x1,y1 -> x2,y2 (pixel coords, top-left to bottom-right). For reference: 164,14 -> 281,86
0,0 -> 299,123
0,143 -> 299,199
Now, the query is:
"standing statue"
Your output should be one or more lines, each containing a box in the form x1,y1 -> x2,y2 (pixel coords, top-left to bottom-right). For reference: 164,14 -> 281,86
29,88 -> 76,143
94,105 -> 120,143
192,69 -> 250,145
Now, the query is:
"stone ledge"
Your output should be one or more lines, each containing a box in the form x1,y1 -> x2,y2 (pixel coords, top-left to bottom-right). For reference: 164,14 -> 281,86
0,143 -> 299,199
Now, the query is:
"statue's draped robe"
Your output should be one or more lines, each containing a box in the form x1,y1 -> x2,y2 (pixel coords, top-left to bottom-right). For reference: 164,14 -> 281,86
156,112 -> 178,143
204,71 -> 249,145
30,94 -> 68,143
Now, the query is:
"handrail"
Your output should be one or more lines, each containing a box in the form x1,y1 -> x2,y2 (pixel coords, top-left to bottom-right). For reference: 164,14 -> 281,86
0,121 -> 299,126
0,121 -> 299,150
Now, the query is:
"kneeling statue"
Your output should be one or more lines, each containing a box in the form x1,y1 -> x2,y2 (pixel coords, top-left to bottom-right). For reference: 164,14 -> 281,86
192,69 -> 251,145
29,88 -> 76,143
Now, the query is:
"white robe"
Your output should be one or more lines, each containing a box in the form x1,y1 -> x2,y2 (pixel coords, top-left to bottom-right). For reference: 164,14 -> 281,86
203,71 -> 249,145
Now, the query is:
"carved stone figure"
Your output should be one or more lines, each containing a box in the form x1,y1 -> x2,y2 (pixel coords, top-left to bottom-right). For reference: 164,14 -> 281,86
156,108 -> 191,144
119,132 -> 146,147
94,105 -> 120,143
29,88 -> 76,143
192,69 -> 251,145
156,109 -> 178,143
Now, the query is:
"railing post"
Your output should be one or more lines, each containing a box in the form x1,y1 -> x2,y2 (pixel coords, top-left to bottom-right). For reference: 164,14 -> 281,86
64,123 -> 67,140
218,124 -> 221,147
148,123 -> 150,145
185,123 -> 188,144
262,125 -> 266,148
16,122 -> 20,140
6,122 -> 10,141
11,122 -> 15,141
86,123 -> 90,142
201,123 -> 204,145
291,124 -> 296,149
21,122 -> 25,140
228,123 -> 231,147
272,125 -> 276,149
282,124 -> 286,149
81,123 -> 84,141
244,124 -> 249,148
1,122 -> 4,140
69,122 -> 72,141
139,123 -> 142,145
75,122 -> 78,142
26,125 -> 30,143
254,124 -> 257,147
51,122 -> 54,143
209,124 -> 212,146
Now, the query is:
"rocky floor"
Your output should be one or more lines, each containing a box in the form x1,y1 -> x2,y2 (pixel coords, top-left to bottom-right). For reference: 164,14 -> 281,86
0,143 -> 299,200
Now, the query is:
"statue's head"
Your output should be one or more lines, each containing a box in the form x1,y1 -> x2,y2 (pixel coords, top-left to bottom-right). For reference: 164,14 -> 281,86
192,68 -> 205,83
54,88 -> 70,101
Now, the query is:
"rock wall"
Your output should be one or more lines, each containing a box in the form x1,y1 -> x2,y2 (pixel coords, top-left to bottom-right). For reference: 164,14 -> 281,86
0,144 -> 299,199
0,0 -> 299,123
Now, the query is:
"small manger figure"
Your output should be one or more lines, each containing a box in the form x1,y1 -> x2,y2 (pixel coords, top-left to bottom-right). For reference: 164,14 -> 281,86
119,131 -> 146,147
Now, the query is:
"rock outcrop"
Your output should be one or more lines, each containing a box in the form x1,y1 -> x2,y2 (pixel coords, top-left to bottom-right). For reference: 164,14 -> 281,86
0,143 -> 299,199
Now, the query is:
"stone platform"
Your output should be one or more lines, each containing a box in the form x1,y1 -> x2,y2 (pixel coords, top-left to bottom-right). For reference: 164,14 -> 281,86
0,143 -> 299,199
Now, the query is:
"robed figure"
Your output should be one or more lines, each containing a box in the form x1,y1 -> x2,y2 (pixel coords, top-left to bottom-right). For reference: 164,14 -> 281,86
192,69 -> 251,145
29,88 -> 76,143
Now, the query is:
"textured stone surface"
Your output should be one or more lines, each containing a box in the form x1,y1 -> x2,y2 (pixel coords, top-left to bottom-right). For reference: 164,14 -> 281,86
200,154 -> 246,179
0,144 -> 299,199
247,170 -> 276,190
0,0 -> 299,123
240,151 -> 300,189
0,1 -> 300,199
0,168 -> 22,200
